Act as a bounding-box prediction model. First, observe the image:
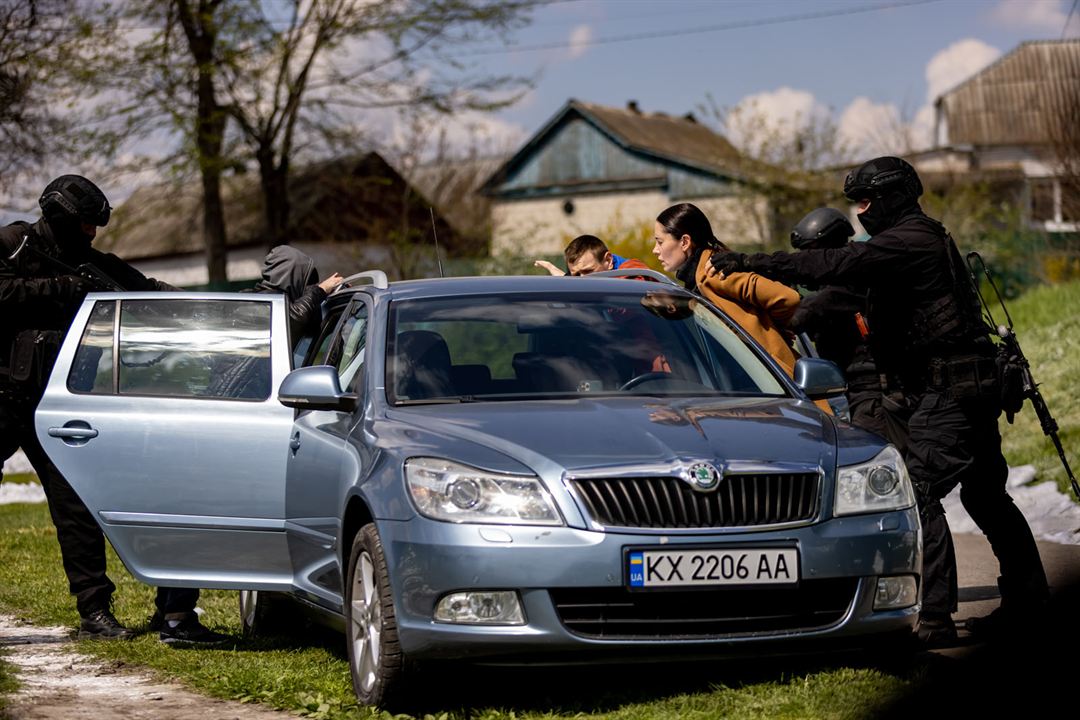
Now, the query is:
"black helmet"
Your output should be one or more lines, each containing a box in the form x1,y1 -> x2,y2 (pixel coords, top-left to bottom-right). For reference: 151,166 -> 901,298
842,156 -> 923,235
842,156 -> 922,202
791,208 -> 854,250
39,175 -> 112,227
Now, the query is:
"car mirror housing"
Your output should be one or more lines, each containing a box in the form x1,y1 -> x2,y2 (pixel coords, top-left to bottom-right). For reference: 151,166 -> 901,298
794,357 -> 847,399
279,365 -> 358,412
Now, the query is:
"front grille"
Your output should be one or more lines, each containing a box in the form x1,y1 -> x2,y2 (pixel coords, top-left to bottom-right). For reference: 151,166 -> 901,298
568,474 -> 820,529
551,579 -> 856,639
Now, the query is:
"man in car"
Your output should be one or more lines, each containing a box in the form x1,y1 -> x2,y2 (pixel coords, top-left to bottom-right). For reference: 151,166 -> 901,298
0,175 -> 228,645
709,157 -> 1048,644
534,234 -> 650,276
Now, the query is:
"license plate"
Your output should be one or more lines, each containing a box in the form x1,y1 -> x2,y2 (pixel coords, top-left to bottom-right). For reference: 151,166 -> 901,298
627,548 -> 798,588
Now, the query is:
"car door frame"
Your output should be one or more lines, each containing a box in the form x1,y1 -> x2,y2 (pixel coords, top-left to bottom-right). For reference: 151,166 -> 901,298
34,292 -> 298,591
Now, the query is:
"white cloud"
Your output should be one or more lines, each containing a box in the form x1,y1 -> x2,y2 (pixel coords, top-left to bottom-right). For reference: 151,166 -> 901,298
989,0 -> 1073,33
837,97 -> 905,158
910,104 -> 937,151
724,87 -> 831,158
924,38 -> 1001,102
567,24 -> 592,59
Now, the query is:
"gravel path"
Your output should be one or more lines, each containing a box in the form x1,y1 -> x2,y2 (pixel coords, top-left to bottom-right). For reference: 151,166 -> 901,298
0,614 -> 295,720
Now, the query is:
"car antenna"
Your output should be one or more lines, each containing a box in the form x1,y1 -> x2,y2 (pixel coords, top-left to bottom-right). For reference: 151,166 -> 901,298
429,207 -> 446,278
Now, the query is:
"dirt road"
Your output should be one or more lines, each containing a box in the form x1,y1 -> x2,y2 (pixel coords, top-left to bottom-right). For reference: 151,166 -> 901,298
0,615 -> 294,720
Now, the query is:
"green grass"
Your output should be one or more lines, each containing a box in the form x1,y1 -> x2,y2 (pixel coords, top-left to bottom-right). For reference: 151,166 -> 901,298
996,280 -> 1080,496
0,473 -> 36,485
0,282 -> 1074,718
0,649 -> 18,719
0,501 -> 924,719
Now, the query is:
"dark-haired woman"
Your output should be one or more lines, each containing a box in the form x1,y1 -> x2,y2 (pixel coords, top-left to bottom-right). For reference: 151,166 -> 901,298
653,202 -> 802,377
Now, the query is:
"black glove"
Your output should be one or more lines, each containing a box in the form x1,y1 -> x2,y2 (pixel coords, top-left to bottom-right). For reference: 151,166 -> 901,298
55,274 -> 91,300
709,250 -> 748,275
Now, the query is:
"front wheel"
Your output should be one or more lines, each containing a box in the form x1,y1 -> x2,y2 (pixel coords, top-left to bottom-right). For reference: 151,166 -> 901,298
346,523 -> 405,707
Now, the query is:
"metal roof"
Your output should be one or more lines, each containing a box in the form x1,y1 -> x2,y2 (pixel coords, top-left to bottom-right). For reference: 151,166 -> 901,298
481,99 -> 749,195
938,40 -> 1080,147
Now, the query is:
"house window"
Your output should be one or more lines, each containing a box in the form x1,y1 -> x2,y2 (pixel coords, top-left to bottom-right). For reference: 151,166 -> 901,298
1030,179 -> 1056,224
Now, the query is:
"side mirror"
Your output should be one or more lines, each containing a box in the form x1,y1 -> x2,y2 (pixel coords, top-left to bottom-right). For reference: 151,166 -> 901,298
794,357 -> 847,400
279,365 -> 358,412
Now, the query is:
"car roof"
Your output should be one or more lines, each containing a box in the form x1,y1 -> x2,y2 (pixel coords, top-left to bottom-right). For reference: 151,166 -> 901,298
359,275 -> 693,302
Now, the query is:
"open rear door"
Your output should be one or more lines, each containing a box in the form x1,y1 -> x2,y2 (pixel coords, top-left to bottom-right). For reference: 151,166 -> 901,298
35,293 -> 296,591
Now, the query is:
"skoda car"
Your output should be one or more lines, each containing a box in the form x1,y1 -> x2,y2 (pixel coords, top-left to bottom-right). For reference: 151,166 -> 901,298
36,272 -> 920,707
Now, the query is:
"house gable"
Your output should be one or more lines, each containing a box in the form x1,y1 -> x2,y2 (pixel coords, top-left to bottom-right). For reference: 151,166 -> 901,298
937,39 -> 1080,148
483,101 -> 739,201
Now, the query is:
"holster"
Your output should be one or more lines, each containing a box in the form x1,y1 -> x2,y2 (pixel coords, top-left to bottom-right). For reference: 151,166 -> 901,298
927,354 -> 999,401
10,329 -> 62,386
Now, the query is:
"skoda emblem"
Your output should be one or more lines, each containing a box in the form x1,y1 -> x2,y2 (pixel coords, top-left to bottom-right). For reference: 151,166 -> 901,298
686,461 -> 721,492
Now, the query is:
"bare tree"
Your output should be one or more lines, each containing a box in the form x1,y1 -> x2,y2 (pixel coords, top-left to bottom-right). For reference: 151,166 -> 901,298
0,0 -> 90,193
217,0 -> 534,249
1046,72 -> 1080,226
81,0 -> 534,281
701,98 -> 853,249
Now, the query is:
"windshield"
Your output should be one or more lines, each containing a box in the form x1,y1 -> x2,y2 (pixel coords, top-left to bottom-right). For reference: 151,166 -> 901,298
386,291 -> 788,404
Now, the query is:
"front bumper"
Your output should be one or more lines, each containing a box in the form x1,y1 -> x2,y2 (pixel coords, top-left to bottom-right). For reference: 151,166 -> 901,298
380,508 -> 921,662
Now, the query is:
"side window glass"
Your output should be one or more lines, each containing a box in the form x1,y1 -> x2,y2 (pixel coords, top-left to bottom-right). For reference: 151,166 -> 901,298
67,301 -> 116,394
118,299 -> 272,401
307,308 -> 345,367
336,303 -> 368,391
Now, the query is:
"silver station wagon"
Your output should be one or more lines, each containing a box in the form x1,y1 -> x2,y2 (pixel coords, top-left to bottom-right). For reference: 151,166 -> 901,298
36,272 -> 920,707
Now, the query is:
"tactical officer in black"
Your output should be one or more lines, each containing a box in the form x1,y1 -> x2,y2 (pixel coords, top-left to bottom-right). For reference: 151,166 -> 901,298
788,208 -> 885,436
711,157 -> 1048,643
0,175 -> 228,644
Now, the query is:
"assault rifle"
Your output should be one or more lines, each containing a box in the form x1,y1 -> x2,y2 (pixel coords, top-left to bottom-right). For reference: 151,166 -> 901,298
4,232 -> 124,291
966,252 -> 1079,500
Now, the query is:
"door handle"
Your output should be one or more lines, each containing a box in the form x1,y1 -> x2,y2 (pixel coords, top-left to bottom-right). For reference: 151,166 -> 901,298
48,426 -> 99,440
290,431 -> 301,454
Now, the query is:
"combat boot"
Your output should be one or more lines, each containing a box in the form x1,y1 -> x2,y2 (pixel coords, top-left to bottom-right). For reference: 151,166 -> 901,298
78,606 -> 136,640
916,613 -> 957,647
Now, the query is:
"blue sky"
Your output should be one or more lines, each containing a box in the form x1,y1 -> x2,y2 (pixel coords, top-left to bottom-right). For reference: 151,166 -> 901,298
449,0 -> 1080,156
4,0 -> 1077,219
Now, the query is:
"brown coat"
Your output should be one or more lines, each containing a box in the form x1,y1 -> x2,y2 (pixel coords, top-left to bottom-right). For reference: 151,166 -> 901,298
693,248 -> 800,377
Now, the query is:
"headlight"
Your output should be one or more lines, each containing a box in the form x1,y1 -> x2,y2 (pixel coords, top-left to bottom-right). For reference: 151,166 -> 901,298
405,457 -> 564,526
834,445 -> 915,516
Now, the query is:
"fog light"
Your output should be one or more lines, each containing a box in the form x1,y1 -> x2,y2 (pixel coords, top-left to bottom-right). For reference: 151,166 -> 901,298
874,575 -> 918,610
434,591 -> 525,625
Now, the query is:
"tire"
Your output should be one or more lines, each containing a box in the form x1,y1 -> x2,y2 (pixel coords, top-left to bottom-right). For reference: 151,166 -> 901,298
239,590 -> 289,638
346,523 -> 405,708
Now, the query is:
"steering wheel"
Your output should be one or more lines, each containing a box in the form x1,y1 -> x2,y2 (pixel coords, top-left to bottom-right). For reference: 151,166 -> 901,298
619,372 -> 672,391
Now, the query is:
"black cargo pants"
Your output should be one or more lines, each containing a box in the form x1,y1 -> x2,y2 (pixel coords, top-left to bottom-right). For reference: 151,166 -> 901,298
1,390 -> 117,614
1,390 -> 199,618
886,389 -> 1048,618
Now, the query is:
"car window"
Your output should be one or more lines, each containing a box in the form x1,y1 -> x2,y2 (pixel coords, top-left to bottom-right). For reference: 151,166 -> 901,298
67,300 -> 116,393
336,301 -> 368,391
69,299 -> 273,401
306,306 -> 347,368
386,291 -> 788,404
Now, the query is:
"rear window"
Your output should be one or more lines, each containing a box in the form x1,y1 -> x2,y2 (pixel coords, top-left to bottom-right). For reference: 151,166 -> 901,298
68,299 -> 272,401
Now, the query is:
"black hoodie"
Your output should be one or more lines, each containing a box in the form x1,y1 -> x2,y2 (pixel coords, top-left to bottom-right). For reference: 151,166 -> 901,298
250,246 -> 326,346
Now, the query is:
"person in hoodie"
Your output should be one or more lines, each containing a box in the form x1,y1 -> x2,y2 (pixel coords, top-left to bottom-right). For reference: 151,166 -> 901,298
250,246 -> 343,349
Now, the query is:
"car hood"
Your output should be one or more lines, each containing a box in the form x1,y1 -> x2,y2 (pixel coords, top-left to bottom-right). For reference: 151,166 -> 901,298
384,396 -> 882,476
